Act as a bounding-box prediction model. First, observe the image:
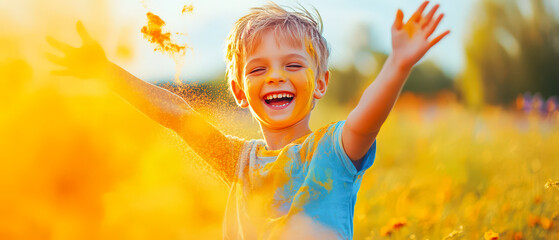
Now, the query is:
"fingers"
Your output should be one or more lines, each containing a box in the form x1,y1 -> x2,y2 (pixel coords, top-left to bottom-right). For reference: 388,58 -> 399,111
421,4 -> 439,29
408,1 -> 429,24
425,13 -> 444,38
76,20 -> 92,44
45,52 -> 67,66
429,30 -> 450,48
46,36 -> 75,53
393,9 -> 404,30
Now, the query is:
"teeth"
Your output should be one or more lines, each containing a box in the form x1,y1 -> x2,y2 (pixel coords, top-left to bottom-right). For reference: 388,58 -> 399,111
265,93 -> 294,100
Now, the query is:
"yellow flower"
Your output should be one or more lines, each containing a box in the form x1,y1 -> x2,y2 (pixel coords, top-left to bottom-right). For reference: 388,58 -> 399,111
513,231 -> 523,240
380,217 -> 407,236
389,217 -> 407,230
540,217 -> 553,230
527,214 -> 540,227
380,225 -> 392,237
484,230 -> 499,240
545,179 -> 559,189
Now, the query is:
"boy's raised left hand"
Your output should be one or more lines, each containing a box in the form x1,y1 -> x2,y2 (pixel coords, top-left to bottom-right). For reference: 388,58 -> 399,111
391,1 -> 450,70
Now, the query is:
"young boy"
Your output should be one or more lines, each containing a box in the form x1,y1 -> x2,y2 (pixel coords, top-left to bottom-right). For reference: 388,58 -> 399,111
47,1 -> 448,239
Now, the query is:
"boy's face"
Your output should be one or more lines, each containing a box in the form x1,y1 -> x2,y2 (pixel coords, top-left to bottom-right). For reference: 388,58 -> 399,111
234,30 -> 326,129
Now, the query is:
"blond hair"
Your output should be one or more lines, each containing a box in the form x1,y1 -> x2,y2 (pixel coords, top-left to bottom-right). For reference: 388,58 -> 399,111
225,2 -> 330,91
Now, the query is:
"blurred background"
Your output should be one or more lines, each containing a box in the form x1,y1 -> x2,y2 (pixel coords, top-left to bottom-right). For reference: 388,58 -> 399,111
1,0 -> 558,239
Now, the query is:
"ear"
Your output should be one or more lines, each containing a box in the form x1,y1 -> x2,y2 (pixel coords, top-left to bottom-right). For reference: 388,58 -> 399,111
313,70 -> 329,99
231,80 -> 249,108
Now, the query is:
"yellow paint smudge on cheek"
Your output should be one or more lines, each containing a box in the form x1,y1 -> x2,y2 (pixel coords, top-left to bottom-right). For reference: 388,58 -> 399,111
305,68 -> 316,96
289,68 -> 315,120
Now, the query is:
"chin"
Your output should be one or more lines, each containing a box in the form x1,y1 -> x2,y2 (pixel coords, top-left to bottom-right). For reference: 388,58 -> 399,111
251,98 -> 312,130
261,112 -> 310,130
258,116 -> 295,129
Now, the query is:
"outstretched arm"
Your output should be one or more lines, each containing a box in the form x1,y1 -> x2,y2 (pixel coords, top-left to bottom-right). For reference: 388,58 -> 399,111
46,21 -> 192,131
47,21 -> 241,184
342,1 -> 450,167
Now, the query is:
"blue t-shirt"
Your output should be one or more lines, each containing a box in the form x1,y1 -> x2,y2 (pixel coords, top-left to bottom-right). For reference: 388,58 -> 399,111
223,121 -> 377,239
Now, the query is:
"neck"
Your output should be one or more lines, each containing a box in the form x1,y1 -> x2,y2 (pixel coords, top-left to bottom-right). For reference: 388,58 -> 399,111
259,115 -> 312,150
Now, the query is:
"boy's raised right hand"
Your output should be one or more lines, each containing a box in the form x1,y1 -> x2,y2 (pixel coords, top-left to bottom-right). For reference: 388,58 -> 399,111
46,21 -> 111,79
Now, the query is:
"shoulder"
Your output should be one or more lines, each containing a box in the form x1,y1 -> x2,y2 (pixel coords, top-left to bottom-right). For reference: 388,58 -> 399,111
309,121 -> 377,175
237,137 -> 266,158
297,121 -> 344,158
313,121 -> 345,142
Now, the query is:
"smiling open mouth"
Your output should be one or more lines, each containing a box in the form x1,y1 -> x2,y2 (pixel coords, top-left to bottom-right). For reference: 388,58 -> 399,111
263,92 -> 294,109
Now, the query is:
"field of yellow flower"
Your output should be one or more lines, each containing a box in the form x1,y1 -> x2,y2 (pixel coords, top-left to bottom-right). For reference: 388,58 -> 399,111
1,71 -> 557,239
348,94 -> 559,239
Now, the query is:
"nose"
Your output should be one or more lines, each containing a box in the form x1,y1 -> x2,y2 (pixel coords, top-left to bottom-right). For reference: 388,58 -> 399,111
267,68 -> 286,84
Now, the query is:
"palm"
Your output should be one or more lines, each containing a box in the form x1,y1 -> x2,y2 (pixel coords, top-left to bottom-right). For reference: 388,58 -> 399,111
46,21 -> 109,79
391,1 -> 450,69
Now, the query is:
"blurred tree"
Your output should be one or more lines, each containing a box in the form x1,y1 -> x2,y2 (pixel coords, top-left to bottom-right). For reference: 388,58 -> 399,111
328,65 -> 367,106
326,23 -> 382,107
459,0 -> 559,107
403,60 -> 454,96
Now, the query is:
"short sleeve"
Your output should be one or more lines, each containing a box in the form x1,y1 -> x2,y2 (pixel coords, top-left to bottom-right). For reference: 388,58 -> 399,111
332,121 -> 377,176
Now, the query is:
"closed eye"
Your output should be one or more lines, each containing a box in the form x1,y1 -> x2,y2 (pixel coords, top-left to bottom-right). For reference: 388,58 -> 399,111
286,64 -> 303,70
249,67 -> 265,74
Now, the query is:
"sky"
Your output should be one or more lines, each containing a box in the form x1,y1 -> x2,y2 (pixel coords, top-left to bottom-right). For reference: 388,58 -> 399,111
0,0 -> 479,82
4,0 -> 559,82
102,0 -> 479,82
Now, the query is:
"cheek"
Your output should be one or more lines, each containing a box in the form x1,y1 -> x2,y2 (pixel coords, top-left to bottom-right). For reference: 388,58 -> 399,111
290,69 -> 315,118
244,78 -> 263,102
295,69 -> 315,100
306,69 -> 316,92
